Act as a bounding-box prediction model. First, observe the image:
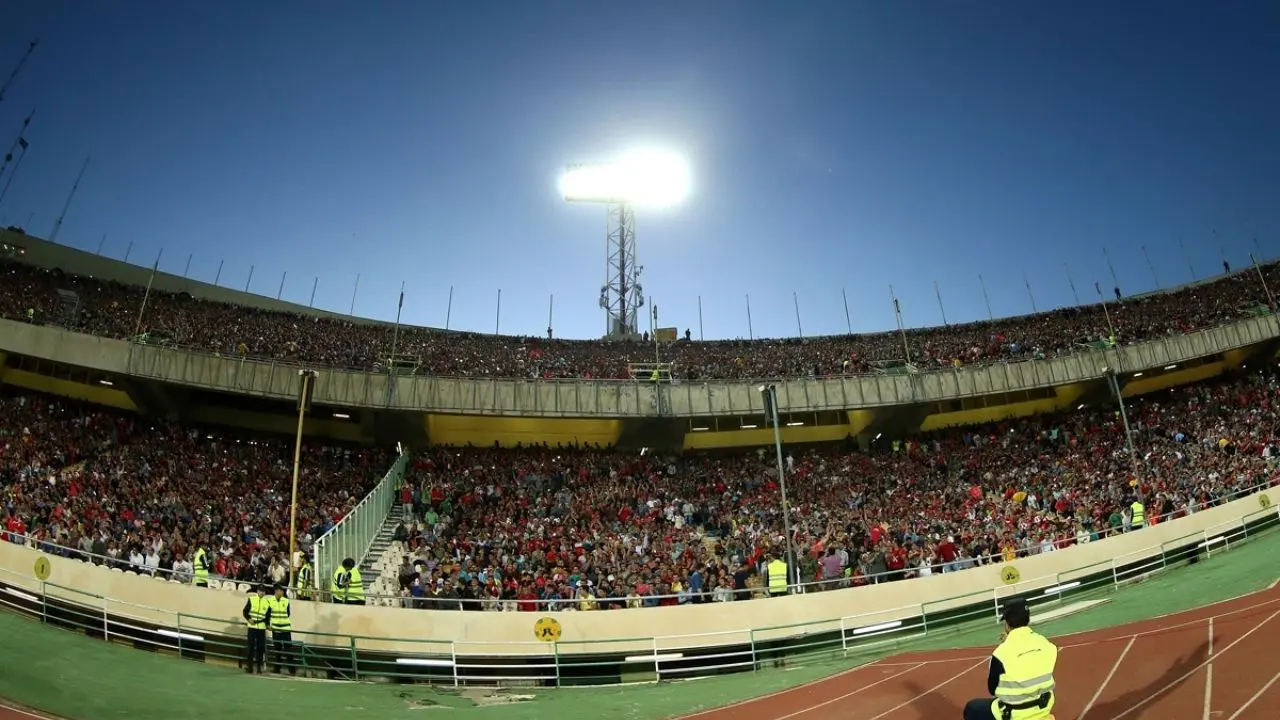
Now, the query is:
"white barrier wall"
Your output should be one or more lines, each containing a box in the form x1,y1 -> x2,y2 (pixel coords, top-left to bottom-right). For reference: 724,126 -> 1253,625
1,487 -> 1274,657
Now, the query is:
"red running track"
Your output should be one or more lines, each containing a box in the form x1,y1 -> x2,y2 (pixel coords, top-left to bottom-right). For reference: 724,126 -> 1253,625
4,585 -> 1279,720
677,583 -> 1280,720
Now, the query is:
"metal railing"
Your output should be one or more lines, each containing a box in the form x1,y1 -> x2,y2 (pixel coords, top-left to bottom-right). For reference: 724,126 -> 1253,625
2,501 -> 1275,688
4,480 -> 1273,608
312,451 -> 409,589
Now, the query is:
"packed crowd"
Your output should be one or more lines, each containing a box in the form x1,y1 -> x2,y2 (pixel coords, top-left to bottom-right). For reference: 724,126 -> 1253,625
0,389 -> 392,585
2,257 -> 1276,380
3,364 -> 1278,609
380,368 -> 1278,610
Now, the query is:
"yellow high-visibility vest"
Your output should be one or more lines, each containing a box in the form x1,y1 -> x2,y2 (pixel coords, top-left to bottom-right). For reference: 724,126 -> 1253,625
990,627 -> 1057,719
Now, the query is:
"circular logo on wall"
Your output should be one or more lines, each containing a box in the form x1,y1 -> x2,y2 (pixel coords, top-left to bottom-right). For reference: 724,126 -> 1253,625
33,555 -> 52,581
533,616 -> 563,642
1000,565 -> 1021,585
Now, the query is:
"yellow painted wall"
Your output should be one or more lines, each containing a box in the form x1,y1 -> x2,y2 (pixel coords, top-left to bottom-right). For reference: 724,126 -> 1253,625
1122,362 -> 1223,397
185,406 -> 364,444
919,385 -> 1084,432
682,409 -> 875,450
426,414 -> 621,448
0,369 -> 137,411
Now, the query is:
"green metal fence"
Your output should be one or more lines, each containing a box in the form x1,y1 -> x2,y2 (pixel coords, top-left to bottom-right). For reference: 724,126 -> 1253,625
2,500 -> 1276,688
313,451 -> 408,591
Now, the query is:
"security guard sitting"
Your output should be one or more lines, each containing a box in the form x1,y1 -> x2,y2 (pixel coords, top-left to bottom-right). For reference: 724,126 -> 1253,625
242,583 -> 271,674
963,597 -> 1058,720
267,584 -> 295,674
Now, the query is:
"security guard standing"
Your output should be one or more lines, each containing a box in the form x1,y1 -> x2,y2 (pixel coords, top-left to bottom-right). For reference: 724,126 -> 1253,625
1129,496 -> 1146,531
766,552 -> 789,597
267,584 -> 295,674
242,583 -> 271,674
332,557 -> 365,605
294,553 -> 314,600
963,597 -> 1058,720
192,542 -> 211,588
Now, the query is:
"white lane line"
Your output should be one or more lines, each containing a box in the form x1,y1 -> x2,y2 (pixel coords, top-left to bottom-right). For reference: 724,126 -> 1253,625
1226,669 -> 1280,720
1113,609 -> 1280,720
865,658 -> 988,720
1079,635 -> 1136,720
1057,595 -> 1280,652
676,659 -> 881,720
0,703 -> 59,720
773,663 -> 925,720
1203,617 -> 1214,720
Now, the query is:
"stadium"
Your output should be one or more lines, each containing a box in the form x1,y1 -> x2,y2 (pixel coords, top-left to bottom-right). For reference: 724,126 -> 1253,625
3,6 -> 1280,718
3,226 -> 1280,720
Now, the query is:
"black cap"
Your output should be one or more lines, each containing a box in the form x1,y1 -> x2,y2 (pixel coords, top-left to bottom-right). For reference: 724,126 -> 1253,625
1002,597 -> 1031,627
274,584 -> 286,593
256,583 -> 270,593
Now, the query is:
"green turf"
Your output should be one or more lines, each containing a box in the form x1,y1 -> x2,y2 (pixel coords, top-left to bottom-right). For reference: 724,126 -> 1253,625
2,531 -> 1278,720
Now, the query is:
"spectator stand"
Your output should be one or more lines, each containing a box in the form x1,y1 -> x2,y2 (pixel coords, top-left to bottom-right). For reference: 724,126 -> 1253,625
0,493 -> 1274,687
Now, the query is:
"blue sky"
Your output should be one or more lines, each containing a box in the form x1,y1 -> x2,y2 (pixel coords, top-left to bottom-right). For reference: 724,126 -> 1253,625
1,1 -> 1277,340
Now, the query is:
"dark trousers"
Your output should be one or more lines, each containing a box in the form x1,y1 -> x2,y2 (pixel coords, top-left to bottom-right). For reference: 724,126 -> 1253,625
345,599 -> 366,606
963,698 -> 997,720
271,631 -> 295,674
245,628 -> 267,672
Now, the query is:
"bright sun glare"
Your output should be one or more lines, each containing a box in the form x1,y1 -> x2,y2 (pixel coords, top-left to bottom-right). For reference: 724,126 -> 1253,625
559,149 -> 692,208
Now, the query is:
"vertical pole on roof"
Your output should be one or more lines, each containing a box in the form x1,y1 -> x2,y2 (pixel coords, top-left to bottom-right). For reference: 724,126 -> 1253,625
890,286 -> 910,365
350,273 -> 360,315
792,291 -> 803,338
48,155 -> 90,245
1103,247 -> 1121,298
978,275 -> 994,321
132,248 -> 163,339
183,253 -> 192,278
390,282 -> 405,370
1063,264 -> 1081,306
1094,282 -> 1117,340
96,234 -> 106,256
309,277 -> 318,308
495,288 -> 501,334
213,258 -> 223,286
245,264 -> 254,292
841,288 -> 852,334
1023,272 -> 1038,313
1249,252 -> 1276,312
745,294 -> 754,340
277,271 -> 287,300
123,241 -> 133,263
445,286 -> 453,330
1140,246 -> 1160,289
1178,238 -> 1196,281
547,294 -> 554,338
698,295 -> 705,341
933,281 -> 948,326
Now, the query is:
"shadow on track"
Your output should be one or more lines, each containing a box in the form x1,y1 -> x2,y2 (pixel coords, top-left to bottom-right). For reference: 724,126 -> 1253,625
900,678 -> 961,718
1083,640 -> 1208,719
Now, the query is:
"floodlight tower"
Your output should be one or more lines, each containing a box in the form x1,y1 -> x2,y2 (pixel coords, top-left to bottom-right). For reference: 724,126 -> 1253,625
560,151 -> 690,339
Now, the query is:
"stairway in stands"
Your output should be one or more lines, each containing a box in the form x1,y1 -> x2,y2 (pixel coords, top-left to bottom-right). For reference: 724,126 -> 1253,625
358,512 -> 407,603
